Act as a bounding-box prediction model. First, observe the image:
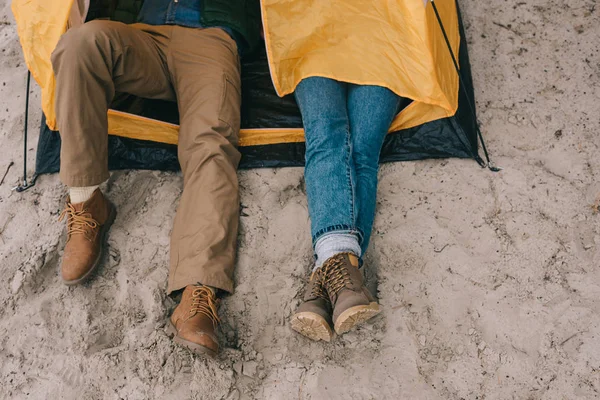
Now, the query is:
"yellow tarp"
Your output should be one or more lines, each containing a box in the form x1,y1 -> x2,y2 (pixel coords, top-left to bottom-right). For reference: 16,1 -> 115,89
261,0 -> 461,133
12,0 -> 460,145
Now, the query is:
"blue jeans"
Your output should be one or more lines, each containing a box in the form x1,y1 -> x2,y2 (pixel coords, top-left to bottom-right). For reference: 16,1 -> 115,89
295,77 -> 401,255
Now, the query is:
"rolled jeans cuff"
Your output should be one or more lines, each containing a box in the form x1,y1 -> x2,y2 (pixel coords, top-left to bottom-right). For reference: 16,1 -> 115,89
313,230 -> 362,268
312,224 -> 364,247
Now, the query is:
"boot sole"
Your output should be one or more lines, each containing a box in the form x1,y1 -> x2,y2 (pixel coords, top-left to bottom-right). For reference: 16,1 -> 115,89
290,312 -> 333,342
62,202 -> 117,286
166,321 -> 218,359
334,302 -> 381,335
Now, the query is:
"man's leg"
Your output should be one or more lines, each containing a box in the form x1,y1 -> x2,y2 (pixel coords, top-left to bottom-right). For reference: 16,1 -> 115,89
166,26 -> 241,295
51,20 -> 175,284
165,27 -> 241,358
52,20 -> 174,187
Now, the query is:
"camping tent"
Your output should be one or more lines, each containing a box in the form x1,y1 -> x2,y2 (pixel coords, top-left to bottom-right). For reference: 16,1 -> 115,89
12,0 -> 487,179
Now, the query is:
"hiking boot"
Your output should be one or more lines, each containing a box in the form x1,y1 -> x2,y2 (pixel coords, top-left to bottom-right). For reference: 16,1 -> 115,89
290,268 -> 334,342
167,285 -> 220,358
320,253 -> 381,335
59,189 -> 116,285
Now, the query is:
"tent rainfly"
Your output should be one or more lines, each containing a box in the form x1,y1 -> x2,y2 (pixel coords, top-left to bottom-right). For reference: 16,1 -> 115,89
11,0 -> 493,191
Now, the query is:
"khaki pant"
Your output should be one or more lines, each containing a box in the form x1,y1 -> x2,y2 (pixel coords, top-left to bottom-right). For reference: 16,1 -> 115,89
51,21 -> 242,294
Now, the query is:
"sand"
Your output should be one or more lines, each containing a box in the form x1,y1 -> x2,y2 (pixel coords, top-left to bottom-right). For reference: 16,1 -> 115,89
1,0 -> 599,398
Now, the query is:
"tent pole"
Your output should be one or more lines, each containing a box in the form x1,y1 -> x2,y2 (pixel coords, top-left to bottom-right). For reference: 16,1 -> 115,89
14,71 -> 38,192
429,0 -> 501,172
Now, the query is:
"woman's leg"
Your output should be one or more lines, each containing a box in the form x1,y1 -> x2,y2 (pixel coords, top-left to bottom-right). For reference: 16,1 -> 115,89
294,77 -> 362,266
347,84 -> 401,255
292,78 -> 385,340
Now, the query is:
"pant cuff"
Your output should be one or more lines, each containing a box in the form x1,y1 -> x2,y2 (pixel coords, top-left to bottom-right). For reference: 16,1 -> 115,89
60,171 -> 110,187
312,225 -> 364,248
167,272 -> 234,295
314,232 -> 362,268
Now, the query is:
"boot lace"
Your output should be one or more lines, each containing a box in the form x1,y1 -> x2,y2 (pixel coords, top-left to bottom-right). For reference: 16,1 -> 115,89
309,269 -> 329,302
58,203 -> 99,241
319,253 -> 353,299
190,286 -> 220,328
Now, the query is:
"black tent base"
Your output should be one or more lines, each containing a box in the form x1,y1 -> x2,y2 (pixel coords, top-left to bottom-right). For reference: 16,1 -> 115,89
34,110 -> 478,175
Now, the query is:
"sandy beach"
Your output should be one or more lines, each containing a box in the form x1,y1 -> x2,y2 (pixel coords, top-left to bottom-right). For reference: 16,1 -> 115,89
0,0 -> 599,398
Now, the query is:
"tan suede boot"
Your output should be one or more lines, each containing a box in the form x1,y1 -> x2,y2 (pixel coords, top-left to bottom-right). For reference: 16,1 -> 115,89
168,285 -> 220,358
59,189 -> 116,285
290,268 -> 334,342
320,253 -> 381,335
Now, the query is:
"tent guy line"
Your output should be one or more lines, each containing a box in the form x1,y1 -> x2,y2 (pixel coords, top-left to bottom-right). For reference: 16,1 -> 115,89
429,0 -> 500,172
13,71 -> 38,193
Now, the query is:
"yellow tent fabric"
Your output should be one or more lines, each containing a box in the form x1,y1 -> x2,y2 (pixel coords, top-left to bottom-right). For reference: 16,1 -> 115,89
261,0 -> 461,133
12,0 -> 460,145
12,0 -> 75,132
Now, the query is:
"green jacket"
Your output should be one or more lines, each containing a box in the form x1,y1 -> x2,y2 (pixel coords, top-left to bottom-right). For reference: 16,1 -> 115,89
111,0 -> 143,24
109,0 -> 261,53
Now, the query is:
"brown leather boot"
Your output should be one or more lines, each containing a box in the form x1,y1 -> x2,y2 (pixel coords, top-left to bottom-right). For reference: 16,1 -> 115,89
320,253 -> 381,335
59,188 -> 116,285
168,285 -> 220,358
290,268 -> 334,342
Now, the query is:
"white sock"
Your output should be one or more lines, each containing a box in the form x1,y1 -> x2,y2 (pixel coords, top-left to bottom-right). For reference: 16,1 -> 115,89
69,185 -> 99,204
313,233 -> 361,272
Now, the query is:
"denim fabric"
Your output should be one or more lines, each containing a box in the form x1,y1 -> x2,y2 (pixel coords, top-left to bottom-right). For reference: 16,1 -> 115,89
138,0 -> 202,27
295,77 -> 401,256
137,0 -> 244,54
